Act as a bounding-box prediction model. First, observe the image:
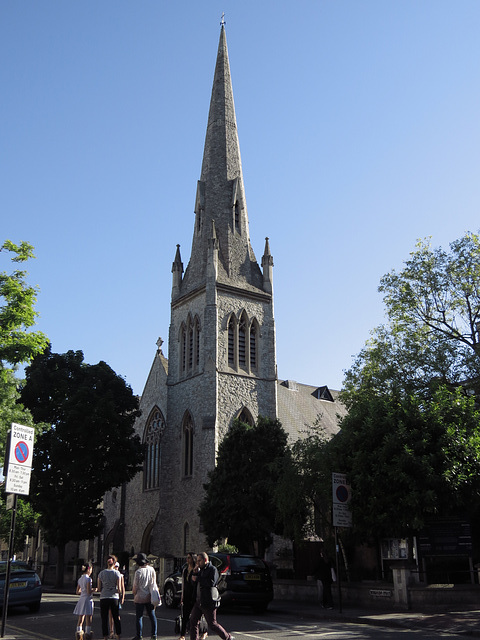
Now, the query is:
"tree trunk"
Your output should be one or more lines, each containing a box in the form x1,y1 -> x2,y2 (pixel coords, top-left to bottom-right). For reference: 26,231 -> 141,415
55,542 -> 66,589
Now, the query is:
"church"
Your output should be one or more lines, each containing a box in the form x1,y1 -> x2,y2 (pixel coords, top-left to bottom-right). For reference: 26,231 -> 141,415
101,24 -> 345,572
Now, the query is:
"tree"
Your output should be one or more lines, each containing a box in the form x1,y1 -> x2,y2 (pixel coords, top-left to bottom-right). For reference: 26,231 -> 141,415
20,346 -> 143,587
378,231 -> 480,394
0,240 -> 49,369
199,417 -> 290,556
334,231 -> 480,545
0,240 -> 48,552
274,420 -> 329,542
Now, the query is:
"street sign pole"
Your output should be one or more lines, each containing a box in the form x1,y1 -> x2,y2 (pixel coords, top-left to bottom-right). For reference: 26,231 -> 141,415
335,526 -> 342,613
1,424 -> 34,638
1,493 -> 17,638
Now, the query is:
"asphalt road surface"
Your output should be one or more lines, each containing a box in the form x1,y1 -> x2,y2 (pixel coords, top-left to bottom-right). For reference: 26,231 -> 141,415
1,592 -> 466,640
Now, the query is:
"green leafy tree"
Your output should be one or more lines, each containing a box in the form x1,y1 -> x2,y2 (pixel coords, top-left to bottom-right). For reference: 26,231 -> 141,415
20,346 -> 143,587
0,240 -> 48,551
0,492 -> 37,555
199,417 -> 290,556
331,386 -> 480,541
333,231 -> 480,547
274,421 -> 328,542
0,240 -> 49,369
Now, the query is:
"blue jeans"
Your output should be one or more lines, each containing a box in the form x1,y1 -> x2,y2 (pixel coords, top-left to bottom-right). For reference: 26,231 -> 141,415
135,601 -> 157,638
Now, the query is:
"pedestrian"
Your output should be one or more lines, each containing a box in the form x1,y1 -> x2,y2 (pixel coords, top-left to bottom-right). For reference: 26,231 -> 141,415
177,552 -> 197,640
108,562 -> 125,638
189,552 -> 234,640
315,551 -> 335,609
73,563 -> 94,640
97,555 -> 124,640
132,552 -> 158,640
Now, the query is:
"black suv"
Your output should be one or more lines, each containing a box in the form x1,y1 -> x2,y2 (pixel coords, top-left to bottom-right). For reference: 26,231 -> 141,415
163,553 -> 273,613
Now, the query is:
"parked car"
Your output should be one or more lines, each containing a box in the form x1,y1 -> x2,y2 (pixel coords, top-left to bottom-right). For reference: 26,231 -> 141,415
0,562 -> 42,612
163,564 -> 184,608
163,554 -> 273,613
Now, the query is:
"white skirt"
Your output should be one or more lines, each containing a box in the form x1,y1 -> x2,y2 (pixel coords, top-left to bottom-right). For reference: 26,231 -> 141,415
73,595 -> 94,616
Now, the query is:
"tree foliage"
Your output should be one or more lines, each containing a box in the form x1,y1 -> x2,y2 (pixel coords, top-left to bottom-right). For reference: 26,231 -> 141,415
0,240 -> 48,552
335,231 -> 480,541
20,346 -> 143,584
274,420 -> 329,542
199,417 -> 291,556
0,240 -> 49,368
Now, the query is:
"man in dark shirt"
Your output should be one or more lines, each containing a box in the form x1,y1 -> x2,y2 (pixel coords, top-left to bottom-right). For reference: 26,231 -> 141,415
189,552 -> 234,640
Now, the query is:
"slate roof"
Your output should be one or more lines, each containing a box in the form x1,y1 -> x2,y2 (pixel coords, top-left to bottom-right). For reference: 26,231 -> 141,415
277,379 -> 346,444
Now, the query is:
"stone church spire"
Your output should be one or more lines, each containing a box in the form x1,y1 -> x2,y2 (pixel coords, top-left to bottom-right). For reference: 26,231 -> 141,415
177,24 -> 264,298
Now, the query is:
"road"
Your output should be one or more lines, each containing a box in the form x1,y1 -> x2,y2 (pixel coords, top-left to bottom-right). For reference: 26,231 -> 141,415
0,592 -> 466,640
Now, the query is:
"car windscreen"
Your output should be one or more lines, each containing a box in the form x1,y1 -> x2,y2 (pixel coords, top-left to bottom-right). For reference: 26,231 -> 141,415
230,557 -> 266,571
0,563 -> 32,575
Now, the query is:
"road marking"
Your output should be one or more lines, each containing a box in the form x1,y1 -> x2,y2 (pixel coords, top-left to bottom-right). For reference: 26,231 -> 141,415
7,622 -> 61,640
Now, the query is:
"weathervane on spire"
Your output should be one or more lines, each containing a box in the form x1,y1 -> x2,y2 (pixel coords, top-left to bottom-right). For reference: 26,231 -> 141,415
220,12 -> 226,27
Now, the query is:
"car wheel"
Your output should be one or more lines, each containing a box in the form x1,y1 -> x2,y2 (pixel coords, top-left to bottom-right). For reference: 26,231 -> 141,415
28,601 -> 41,613
164,583 -> 176,608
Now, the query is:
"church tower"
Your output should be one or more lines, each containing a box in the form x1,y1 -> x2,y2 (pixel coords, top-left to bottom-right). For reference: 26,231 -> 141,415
163,23 -> 278,554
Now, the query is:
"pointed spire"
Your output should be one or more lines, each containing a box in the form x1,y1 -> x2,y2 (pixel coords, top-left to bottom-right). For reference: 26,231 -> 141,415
200,23 -> 242,185
262,237 -> 274,294
171,244 -> 183,300
179,24 -> 264,296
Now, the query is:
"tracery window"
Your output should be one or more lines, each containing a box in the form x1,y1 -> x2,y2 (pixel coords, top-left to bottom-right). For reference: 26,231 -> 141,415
144,408 -> 166,490
182,413 -> 194,477
226,311 -> 259,374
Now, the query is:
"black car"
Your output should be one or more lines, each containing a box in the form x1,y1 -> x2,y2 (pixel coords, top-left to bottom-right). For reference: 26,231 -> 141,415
163,554 -> 273,613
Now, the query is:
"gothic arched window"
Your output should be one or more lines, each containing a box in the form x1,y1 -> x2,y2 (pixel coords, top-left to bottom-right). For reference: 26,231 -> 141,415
227,311 -> 259,374
250,321 -> 257,370
228,316 -> 235,366
238,314 -> 247,367
179,323 -> 187,375
144,408 -> 166,490
182,413 -> 194,477
183,522 -> 190,554
237,407 -> 254,426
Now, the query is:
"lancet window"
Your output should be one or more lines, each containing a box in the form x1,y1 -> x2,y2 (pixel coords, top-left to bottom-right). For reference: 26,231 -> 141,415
182,412 -> 194,477
226,311 -> 259,374
179,314 -> 201,377
144,407 -> 166,490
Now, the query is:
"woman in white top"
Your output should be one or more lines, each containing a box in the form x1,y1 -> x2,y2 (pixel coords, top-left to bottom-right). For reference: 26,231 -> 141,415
73,563 -> 94,640
132,553 -> 158,640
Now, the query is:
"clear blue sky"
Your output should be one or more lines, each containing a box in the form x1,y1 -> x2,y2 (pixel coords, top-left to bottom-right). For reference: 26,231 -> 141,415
2,1 -> 479,396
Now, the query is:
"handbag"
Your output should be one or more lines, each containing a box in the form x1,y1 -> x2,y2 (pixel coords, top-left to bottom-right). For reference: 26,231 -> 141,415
150,579 -> 161,607
211,586 -> 221,609
174,612 -> 182,635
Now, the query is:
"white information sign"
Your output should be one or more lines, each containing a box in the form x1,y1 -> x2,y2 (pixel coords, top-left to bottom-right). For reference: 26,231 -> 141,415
5,423 -> 35,496
332,472 -> 352,528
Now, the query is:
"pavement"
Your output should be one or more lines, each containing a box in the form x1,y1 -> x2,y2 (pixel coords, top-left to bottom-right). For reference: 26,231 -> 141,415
2,595 -> 480,639
269,599 -> 480,637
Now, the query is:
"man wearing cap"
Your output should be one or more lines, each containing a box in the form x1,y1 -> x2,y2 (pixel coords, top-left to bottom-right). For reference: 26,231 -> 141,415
189,552 -> 234,640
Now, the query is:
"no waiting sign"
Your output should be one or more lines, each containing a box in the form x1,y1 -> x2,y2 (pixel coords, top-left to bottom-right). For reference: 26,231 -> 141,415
332,472 -> 352,527
5,423 -> 35,495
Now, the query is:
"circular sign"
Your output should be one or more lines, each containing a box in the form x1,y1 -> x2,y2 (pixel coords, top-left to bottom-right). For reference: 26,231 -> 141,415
14,441 -> 29,464
336,485 -> 349,503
